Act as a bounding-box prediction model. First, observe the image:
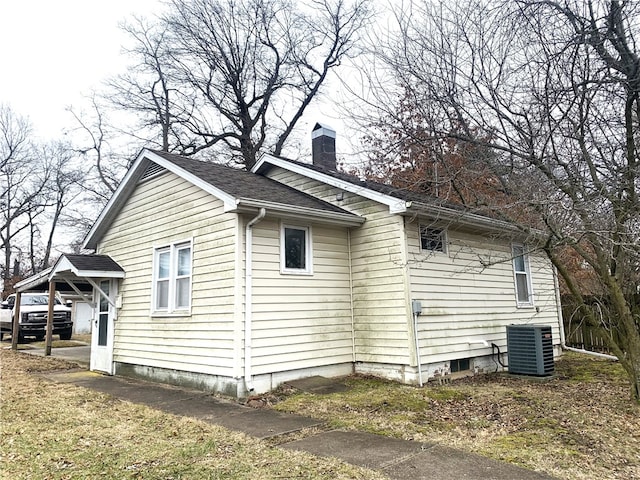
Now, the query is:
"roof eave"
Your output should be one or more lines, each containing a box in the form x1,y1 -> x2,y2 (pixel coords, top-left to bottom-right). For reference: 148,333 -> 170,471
254,154 -> 407,214
14,268 -> 53,292
234,198 -> 365,227
407,202 -> 522,234
83,150 -> 150,250
83,149 -> 238,250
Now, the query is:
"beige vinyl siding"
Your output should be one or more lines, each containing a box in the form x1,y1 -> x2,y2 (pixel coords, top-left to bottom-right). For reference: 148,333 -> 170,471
98,171 -> 239,377
406,222 -> 560,363
264,167 -> 412,365
248,218 -> 354,374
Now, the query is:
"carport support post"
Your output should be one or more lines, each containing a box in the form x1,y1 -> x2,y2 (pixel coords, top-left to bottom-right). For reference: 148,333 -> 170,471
10,292 -> 22,350
45,281 -> 55,356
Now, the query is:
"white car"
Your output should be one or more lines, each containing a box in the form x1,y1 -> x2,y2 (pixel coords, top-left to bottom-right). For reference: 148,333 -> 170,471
0,293 -> 73,341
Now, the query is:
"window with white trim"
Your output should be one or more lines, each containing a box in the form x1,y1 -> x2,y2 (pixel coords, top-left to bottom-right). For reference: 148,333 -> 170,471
153,241 -> 192,313
281,225 -> 312,274
512,244 -> 533,306
420,226 -> 447,253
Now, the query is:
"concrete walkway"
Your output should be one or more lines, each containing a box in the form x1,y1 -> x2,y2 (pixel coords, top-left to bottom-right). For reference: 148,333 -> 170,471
32,348 -> 556,480
25,344 -> 91,366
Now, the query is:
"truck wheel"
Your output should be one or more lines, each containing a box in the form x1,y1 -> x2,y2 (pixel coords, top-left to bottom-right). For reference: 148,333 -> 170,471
34,334 -> 45,341
59,329 -> 72,340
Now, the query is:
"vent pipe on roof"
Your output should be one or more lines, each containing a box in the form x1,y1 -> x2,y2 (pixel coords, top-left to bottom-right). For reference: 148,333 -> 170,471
311,123 -> 336,170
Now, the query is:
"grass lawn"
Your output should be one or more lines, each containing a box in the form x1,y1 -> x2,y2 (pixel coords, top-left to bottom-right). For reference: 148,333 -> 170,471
274,353 -> 640,480
0,348 -> 383,480
2,345 -> 639,480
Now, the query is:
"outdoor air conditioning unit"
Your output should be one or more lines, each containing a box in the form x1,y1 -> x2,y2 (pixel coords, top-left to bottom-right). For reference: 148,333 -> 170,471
506,324 -> 554,376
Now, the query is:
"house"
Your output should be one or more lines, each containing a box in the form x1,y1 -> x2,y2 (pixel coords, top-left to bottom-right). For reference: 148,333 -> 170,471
22,124 -> 563,398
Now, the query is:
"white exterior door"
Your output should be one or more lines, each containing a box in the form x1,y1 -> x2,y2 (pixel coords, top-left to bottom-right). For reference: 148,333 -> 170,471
90,279 -> 116,374
74,302 -> 93,334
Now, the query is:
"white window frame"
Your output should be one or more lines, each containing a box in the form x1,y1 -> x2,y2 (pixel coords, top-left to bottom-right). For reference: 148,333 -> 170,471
152,239 -> 193,315
419,225 -> 447,254
512,244 -> 534,307
280,224 -> 313,275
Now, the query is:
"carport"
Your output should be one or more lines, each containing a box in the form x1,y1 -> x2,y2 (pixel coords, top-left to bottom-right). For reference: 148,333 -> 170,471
11,254 -> 124,358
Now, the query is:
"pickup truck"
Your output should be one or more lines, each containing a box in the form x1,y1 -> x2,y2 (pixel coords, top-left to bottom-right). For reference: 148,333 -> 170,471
0,292 -> 73,341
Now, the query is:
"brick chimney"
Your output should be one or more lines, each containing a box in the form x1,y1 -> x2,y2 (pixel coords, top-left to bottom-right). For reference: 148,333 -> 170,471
311,123 -> 336,170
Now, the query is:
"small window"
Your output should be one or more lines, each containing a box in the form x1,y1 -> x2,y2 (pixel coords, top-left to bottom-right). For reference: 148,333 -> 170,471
512,244 -> 533,306
281,225 -> 312,274
420,226 -> 446,253
153,241 -> 192,313
450,358 -> 470,373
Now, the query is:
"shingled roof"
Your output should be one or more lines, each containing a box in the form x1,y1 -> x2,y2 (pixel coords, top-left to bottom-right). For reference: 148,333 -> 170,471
151,150 -> 352,215
272,155 -> 451,205
253,153 -> 521,234
15,254 -> 125,292
84,149 -> 364,250
62,254 -> 125,273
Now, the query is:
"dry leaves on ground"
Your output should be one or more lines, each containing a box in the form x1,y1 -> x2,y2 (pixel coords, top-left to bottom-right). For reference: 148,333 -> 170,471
275,354 -> 640,480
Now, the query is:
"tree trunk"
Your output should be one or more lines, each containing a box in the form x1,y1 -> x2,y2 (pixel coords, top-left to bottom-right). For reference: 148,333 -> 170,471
608,278 -> 640,403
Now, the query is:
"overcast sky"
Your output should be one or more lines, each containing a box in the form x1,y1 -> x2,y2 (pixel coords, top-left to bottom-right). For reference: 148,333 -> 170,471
0,1 -> 365,161
0,0 -> 164,141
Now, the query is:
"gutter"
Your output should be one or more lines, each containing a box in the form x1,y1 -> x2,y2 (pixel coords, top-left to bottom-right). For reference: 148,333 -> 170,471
234,199 -> 364,227
407,201 -> 526,235
244,208 -> 266,393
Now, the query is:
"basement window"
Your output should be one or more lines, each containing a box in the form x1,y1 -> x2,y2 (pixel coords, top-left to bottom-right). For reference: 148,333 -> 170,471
450,358 -> 470,373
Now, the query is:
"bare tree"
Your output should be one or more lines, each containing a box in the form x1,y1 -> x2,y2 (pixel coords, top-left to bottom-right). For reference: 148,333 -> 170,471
106,17 -> 199,153
365,0 -> 640,401
0,105 -> 51,295
34,142 -> 85,271
68,97 -> 133,202
109,0 -> 371,169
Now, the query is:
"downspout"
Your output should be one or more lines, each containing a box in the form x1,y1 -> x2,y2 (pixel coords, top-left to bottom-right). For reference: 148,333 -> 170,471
552,265 -> 618,361
244,208 -> 266,393
348,229 -> 356,363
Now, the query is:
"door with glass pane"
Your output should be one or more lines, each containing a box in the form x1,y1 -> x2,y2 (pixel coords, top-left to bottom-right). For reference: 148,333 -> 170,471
91,279 -> 116,374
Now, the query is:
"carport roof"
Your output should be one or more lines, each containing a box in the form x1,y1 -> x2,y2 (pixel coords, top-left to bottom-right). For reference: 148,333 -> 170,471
15,254 -> 124,292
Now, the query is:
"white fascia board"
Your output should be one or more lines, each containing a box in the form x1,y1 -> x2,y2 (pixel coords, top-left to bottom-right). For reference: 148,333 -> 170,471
15,268 -> 53,292
72,270 -> 126,279
83,149 -> 238,249
235,198 -> 365,227
253,154 -> 409,214
83,150 -> 150,250
49,257 -> 126,283
52,260 -> 126,279
48,256 -> 76,278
